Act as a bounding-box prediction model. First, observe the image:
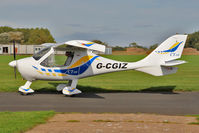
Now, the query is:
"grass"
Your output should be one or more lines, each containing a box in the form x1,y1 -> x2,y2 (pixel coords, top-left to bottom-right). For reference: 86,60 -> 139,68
66,120 -> 80,122
189,115 -> 199,125
93,119 -> 116,122
0,54 -> 199,92
0,111 -> 55,133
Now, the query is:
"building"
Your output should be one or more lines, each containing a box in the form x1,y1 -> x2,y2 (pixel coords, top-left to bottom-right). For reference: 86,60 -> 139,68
0,44 -> 112,55
0,44 -> 43,54
105,47 -> 112,55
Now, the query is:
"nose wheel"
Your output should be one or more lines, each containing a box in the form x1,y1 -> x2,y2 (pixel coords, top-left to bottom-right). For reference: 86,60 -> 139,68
18,81 -> 34,95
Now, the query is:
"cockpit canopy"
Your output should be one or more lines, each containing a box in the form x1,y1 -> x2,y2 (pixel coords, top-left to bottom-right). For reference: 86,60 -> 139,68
33,46 -> 75,67
32,40 -> 106,68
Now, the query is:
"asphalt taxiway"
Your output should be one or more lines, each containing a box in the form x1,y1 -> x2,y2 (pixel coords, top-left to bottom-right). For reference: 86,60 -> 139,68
0,92 -> 198,115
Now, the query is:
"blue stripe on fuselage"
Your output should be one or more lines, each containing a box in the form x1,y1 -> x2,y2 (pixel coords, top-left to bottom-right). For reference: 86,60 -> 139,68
54,56 -> 99,75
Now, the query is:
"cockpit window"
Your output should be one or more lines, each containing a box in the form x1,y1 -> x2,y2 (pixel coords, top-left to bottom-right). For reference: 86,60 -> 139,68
40,51 -> 74,67
33,47 -> 51,60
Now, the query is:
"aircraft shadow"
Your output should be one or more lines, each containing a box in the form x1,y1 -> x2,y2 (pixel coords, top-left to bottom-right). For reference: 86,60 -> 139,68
34,89 -> 104,99
34,82 -> 178,97
78,85 -> 178,95
34,83 -> 105,99
134,86 -> 178,94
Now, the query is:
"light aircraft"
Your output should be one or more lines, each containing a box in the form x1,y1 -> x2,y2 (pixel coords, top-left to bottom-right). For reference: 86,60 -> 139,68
9,35 -> 187,96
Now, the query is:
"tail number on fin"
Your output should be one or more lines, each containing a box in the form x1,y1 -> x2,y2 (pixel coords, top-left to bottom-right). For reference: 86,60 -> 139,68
96,63 -> 128,69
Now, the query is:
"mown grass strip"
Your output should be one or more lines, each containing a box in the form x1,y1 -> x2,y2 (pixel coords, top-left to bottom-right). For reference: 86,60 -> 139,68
93,120 -> 116,122
67,120 -> 80,122
0,111 -> 55,133
188,115 -> 199,125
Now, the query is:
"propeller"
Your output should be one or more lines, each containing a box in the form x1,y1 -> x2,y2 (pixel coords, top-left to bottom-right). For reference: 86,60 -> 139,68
8,40 -> 17,78
13,40 -> 17,79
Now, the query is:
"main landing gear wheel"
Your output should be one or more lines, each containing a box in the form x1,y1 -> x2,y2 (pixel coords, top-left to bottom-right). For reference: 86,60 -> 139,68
57,79 -> 81,96
62,87 -> 82,96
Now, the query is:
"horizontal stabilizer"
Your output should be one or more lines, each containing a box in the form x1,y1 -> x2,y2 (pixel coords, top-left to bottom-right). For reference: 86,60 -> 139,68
161,60 -> 187,66
135,66 -> 178,76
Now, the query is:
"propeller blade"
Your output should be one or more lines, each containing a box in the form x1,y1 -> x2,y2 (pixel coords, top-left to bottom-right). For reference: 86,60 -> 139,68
13,40 -> 16,79
13,40 -> 16,60
14,66 -> 17,79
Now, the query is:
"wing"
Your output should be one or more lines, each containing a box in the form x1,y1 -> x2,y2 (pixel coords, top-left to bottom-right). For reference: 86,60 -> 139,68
42,40 -> 106,53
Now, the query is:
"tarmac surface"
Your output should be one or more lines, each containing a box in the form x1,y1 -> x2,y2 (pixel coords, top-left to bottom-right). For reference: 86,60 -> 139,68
0,92 -> 198,115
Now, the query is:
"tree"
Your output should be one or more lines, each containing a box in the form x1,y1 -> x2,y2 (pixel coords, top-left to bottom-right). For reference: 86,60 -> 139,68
129,42 -> 147,50
8,31 -> 24,43
149,43 -> 159,50
0,26 -> 55,44
129,42 -> 137,47
112,46 -> 126,51
185,32 -> 199,50
92,40 -> 108,46
0,26 -> 14,34
195,42 -> 199,50
27,28 -> 55,44
0,31 -> 24,44
0,32 -> 10,43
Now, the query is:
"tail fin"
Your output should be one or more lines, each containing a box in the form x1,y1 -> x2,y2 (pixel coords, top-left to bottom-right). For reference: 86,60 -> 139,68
135,34 -> 187,76
145,35 -> 187,63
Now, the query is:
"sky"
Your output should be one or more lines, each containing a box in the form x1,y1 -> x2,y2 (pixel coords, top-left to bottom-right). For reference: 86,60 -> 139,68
0,0 -> 199,47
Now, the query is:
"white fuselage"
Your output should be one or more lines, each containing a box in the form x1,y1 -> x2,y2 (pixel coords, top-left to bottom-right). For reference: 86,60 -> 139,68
16,48 -> 141,81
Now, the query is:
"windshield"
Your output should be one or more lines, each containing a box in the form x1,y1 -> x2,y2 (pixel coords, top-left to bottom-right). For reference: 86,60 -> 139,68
40,48 -> 74,67
33,47 -> 51,60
